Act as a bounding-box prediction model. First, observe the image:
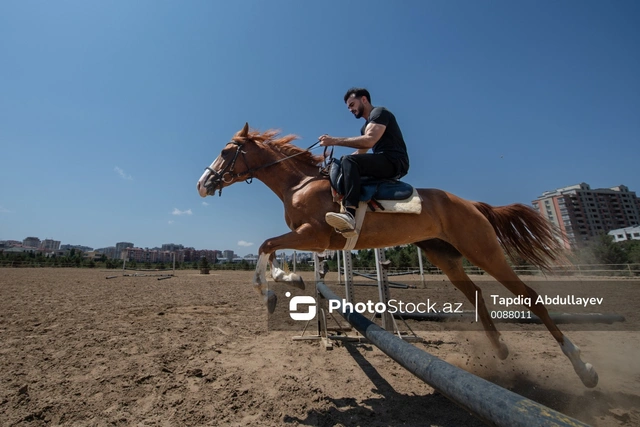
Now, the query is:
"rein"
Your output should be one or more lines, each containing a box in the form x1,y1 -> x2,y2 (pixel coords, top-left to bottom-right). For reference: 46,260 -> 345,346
204,139 -> 324,196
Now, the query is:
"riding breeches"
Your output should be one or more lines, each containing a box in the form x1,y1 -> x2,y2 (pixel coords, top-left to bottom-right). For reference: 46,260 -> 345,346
341,153 -> 398,209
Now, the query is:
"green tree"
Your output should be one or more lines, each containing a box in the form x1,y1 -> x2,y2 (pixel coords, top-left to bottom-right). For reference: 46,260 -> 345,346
621,240 -> 640,264
200,256 -> 210,270
591,234 -> 628,266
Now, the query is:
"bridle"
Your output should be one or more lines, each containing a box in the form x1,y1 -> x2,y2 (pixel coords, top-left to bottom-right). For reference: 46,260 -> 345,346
203,138 -> 328,196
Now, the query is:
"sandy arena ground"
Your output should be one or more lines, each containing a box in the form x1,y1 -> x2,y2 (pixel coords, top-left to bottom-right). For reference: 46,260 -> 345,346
1,268 -> 639,426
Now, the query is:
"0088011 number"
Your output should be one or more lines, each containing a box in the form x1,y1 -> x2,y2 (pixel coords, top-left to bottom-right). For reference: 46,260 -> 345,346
490,310 -> 532,320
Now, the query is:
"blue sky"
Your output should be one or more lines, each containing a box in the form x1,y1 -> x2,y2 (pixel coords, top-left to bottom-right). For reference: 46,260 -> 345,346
1,1 -> 638,254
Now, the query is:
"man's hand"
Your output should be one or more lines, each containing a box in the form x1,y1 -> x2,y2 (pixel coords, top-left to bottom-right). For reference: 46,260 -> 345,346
319,134 -> 339,147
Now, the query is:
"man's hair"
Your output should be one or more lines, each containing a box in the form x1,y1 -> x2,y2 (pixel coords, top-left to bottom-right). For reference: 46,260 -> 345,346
344,87 -> 371,104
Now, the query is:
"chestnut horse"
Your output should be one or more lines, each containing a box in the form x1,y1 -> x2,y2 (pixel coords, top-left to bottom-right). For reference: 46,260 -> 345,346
196,123 -> 598,388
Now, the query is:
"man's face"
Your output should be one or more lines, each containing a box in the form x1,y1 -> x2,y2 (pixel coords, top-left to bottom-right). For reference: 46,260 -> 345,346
346,95 -> 365,119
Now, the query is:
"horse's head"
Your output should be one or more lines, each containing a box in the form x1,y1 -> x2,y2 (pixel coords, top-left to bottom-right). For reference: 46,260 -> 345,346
197,123 -> 323,198
197,123 -> 257,197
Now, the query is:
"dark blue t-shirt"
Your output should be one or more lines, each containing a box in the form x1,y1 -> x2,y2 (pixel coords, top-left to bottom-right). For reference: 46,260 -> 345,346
360,106 -> 409,176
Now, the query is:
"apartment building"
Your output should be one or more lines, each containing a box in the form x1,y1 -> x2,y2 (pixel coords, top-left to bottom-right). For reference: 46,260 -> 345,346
532,183 -> 640,247
22,237 -> 41,248
122,247 -> 177,263
40,239 -> 61,250
115,242 -> 134,259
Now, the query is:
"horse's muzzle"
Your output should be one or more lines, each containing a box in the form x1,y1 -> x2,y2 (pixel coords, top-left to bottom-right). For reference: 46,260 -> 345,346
197,181 -> 210,198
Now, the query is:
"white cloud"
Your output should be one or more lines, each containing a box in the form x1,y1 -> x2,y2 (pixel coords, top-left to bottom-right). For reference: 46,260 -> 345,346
202,201 -> 209,206
114,166 -> 133,180
168,220 -> 174,224
171,208 -> 192,216
0,206 -> 11,213
238,240 -> 254,247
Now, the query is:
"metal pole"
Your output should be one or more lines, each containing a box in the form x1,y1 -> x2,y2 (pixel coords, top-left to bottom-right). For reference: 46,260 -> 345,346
316,282 -> 590,427
416,245 -> 425,286
343,250 -> 355,304
374,248 -> 393,330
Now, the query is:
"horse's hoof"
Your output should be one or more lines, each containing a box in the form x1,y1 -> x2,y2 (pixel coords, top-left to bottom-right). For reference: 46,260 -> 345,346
265,290 -> 277,314
580,363 -> 599,388
497,341 -> 509,360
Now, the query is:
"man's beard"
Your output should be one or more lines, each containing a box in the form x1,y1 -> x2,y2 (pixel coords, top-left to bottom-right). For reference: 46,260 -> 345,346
354,107 -> 363,119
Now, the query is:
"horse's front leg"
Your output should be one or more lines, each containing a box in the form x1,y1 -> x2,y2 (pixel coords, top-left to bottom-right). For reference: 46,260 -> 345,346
253,223 -> 331,313
252,253 -> 278,313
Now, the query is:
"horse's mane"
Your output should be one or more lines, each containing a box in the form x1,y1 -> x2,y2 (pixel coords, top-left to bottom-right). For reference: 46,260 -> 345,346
239,129 -> 325,167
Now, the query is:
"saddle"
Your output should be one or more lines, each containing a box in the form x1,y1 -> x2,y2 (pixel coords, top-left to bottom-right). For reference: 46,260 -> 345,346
327,156 -> 421,213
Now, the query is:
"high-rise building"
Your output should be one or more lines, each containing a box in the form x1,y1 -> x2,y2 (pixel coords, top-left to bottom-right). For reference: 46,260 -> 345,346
40,239 -> 61,250
223,250 -> 235,262
115,242 -> 134,259
96,246 -> 118,259
23,237 -> 41,248
162,243 -> 184,252
532,183 -> 640,247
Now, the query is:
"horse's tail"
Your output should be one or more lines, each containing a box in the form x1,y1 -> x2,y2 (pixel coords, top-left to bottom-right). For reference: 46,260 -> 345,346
472,202 -> 568,271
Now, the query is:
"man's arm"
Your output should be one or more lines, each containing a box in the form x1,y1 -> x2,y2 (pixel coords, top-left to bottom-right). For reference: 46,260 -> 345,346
319,122 -> 386,149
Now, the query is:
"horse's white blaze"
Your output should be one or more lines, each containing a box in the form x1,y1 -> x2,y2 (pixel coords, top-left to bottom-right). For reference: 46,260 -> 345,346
197,158 -> 223,197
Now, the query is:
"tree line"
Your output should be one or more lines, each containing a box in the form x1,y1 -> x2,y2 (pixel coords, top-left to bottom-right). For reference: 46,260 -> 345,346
2,236 -> 639,271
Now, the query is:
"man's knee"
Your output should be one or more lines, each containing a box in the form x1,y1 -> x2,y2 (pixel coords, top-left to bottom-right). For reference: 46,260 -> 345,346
341,155 -> 358,172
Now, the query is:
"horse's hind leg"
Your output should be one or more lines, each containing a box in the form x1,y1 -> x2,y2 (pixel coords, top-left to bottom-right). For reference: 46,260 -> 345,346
415,239 -> 509,360
454,236 -> 598,388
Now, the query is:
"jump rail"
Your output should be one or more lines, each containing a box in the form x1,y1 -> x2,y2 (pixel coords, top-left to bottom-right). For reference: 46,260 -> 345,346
316,281 -> 591,427
378,311 -> 626,324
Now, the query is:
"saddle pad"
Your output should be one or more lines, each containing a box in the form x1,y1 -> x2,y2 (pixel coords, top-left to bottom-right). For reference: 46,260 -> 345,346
374,188 -> 422,214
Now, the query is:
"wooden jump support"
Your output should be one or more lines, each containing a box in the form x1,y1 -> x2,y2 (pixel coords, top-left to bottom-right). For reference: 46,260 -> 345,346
316,281 -> 591,427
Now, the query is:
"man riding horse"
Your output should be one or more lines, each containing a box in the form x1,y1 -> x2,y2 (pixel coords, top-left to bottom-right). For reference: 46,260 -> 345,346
320,88 -> 410,236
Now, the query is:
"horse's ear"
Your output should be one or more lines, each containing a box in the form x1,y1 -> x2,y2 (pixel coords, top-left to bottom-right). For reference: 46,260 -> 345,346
239,122 -> 249,138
